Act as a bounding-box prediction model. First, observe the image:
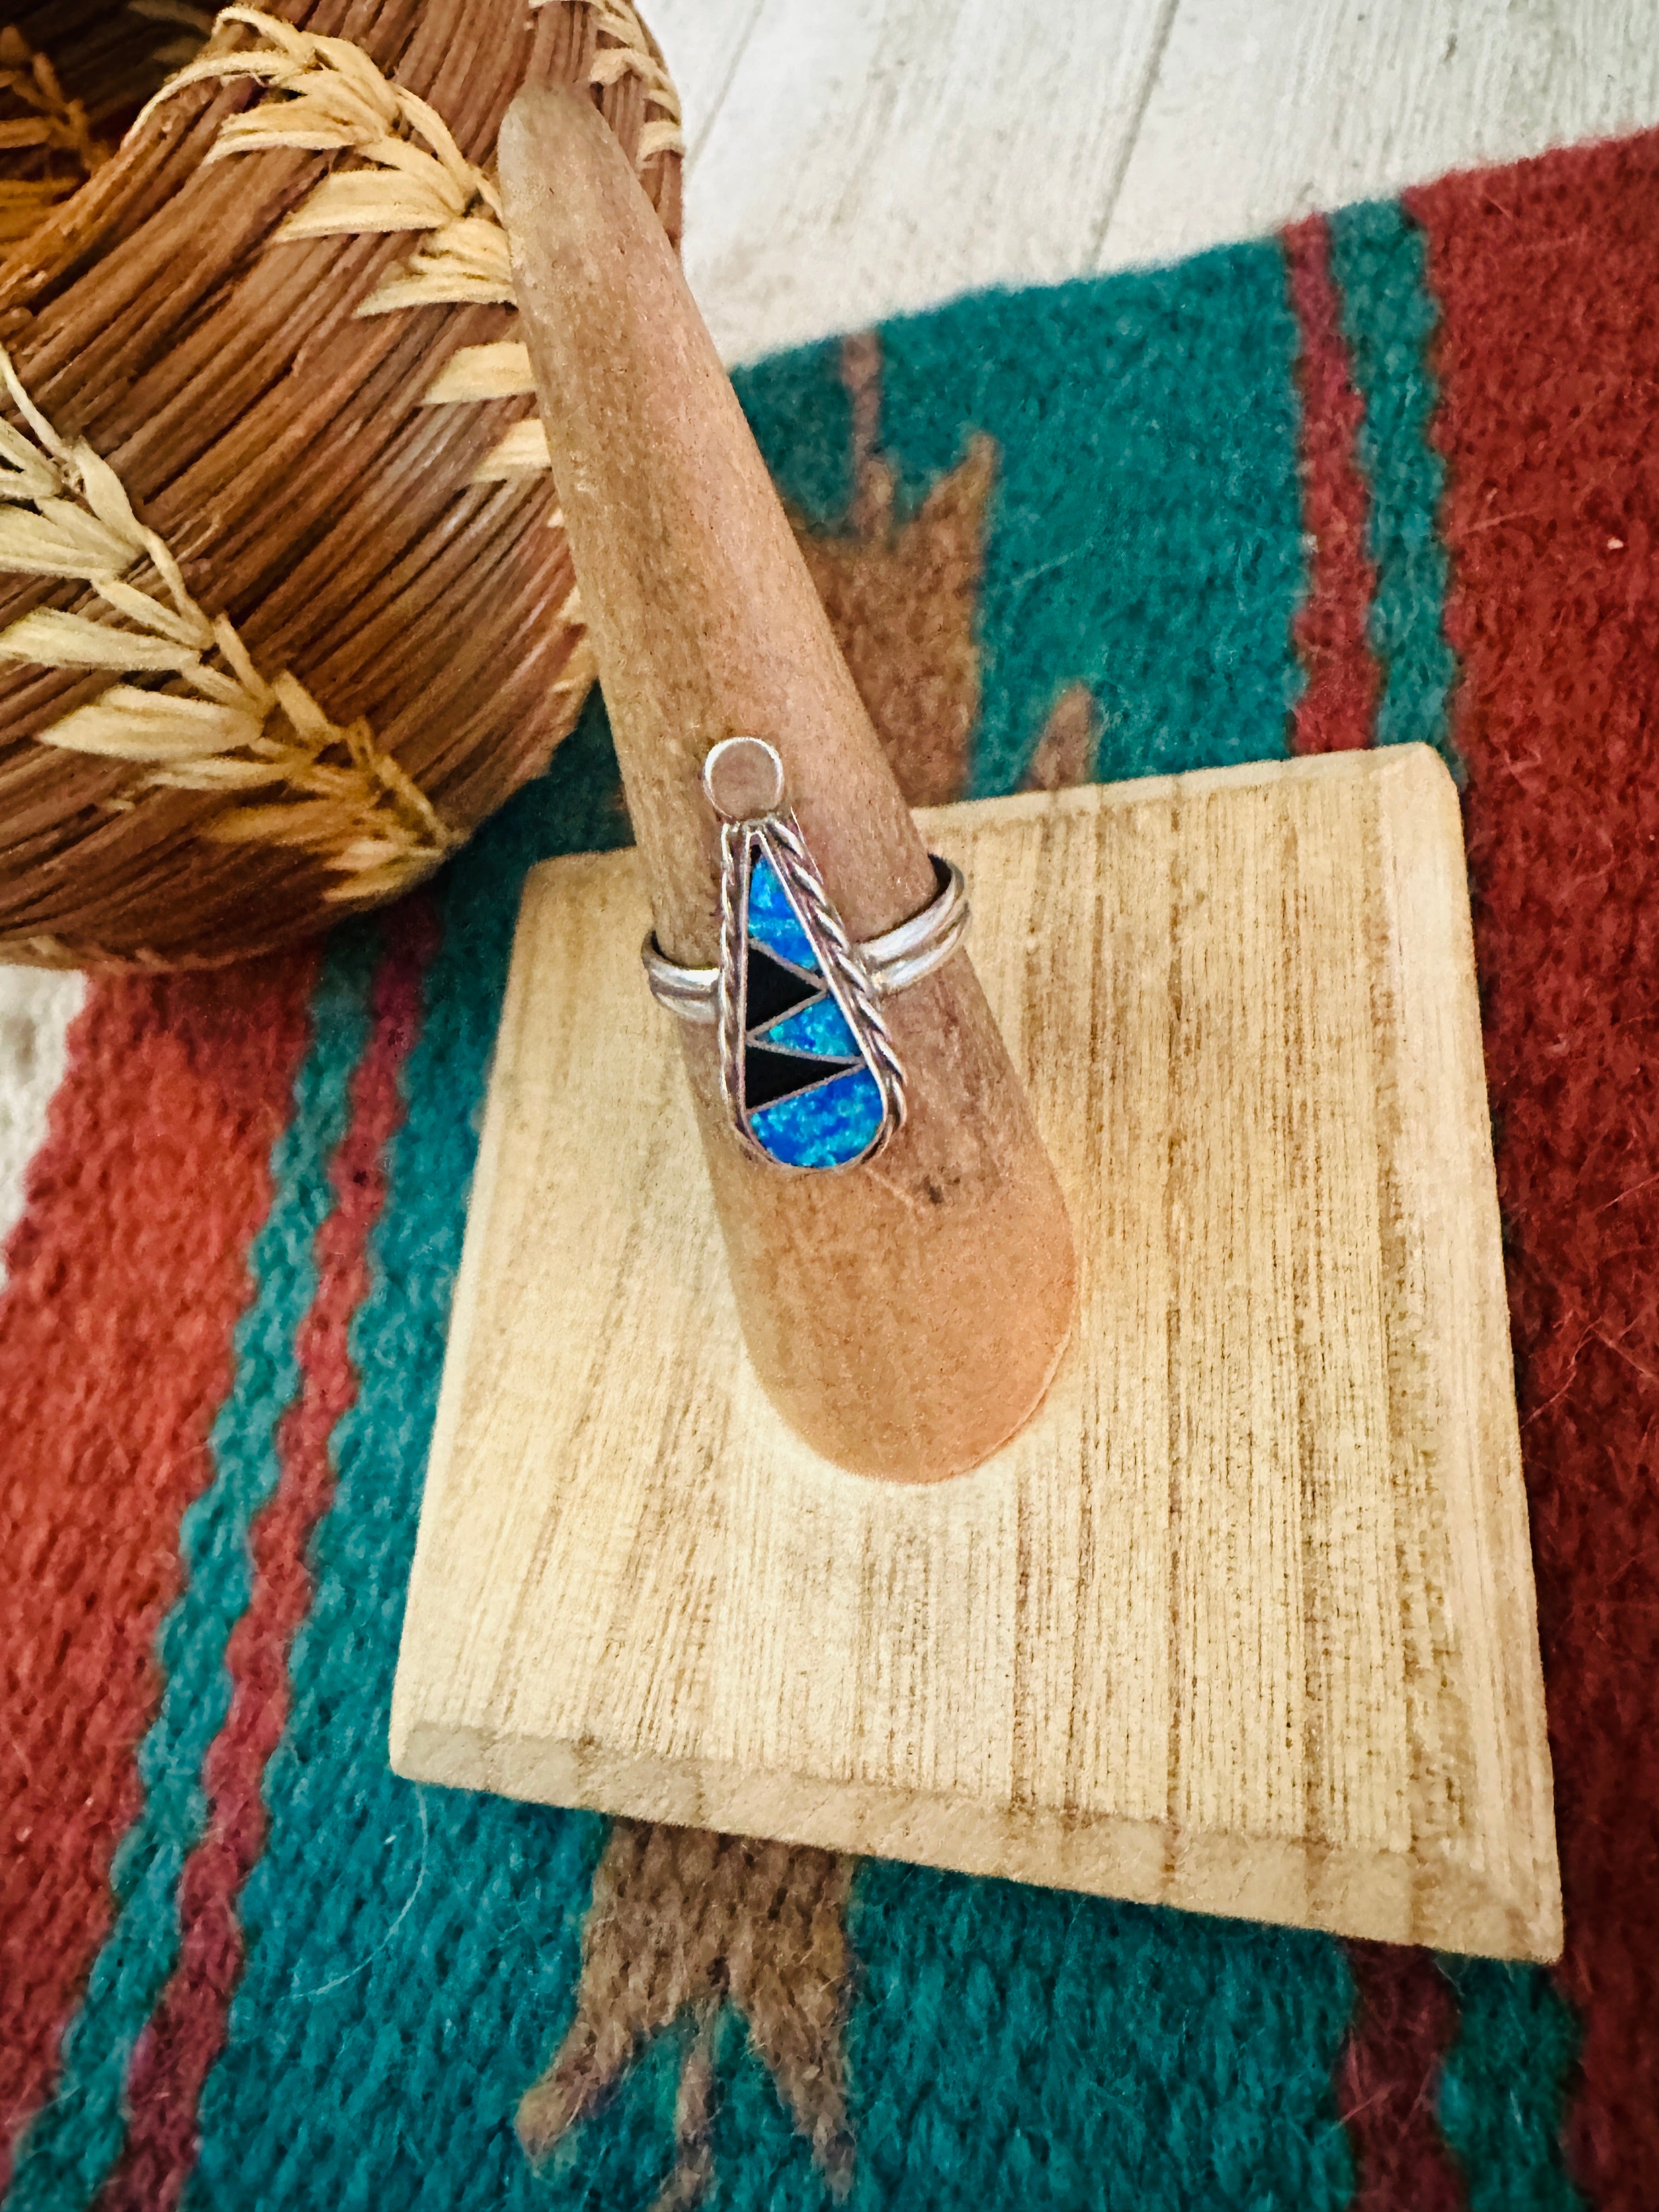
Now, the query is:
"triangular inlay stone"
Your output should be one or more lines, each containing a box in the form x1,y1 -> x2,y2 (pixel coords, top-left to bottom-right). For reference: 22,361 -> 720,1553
742,1045 -> 857,1112
742,945 -> 819,1032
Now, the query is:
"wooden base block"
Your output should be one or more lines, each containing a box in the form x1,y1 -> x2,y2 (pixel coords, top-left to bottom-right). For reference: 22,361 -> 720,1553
391,746 -> 1562,1961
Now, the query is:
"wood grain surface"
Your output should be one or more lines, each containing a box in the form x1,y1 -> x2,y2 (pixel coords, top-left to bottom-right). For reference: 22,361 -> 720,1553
670,0 -> 1176,363
1102,0 -> 1659,272
391,744 -> 1561,1961
653,0 -> 1659,360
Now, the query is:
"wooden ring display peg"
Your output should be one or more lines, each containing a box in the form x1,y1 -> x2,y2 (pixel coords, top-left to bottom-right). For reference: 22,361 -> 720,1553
499,86 -> 1079,1484
0,0 -> 680,969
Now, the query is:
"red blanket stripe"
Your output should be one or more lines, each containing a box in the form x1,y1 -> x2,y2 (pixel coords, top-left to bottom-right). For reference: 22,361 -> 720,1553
96,903 -> 439,2212
1286,204 -> 1470,2209
1336,1943 -> 1465,2211
0,957 -> 317,2190
1283,213 -> 1383,754
1409,134 -> 1659,2212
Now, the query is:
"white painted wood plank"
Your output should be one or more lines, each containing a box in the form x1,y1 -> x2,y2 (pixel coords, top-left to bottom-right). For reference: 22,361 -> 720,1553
677,0 -> 1176,364
0,969 -> 82,1280
1102,0 -> 1659,270
643,0 -> 765,162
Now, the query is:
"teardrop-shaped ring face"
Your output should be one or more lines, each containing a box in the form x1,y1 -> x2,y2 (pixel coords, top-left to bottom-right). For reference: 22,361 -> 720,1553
643,741 -> 967,1165
699,734 -> 904,1171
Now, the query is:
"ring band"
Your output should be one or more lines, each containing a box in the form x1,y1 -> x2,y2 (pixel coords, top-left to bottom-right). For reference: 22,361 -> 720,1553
643,853 -> 969,1025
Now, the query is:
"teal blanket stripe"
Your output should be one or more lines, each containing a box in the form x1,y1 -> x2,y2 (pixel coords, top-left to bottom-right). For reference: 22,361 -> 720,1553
839,1864 -> 1352,2211
1437,1958 -> 1584,2210
681,1872 -> 1357,2212
872,243 -> 1308,795
185,707 -> 627,2210
731,342 -> 854,533
1327,200 -> 1463,774
4,933 -> 376,2212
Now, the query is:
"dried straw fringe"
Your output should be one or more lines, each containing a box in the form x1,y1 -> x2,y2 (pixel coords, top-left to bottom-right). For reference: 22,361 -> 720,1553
0,27 -> 111,244
0,5 -> 658,912
0,348 -> 458,903
133,0 -> 682,480
0,4 -> 213,245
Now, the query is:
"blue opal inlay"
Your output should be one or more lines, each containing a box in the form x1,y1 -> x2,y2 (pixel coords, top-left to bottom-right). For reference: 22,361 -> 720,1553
748,1066 -> 886,1169
757,994 -> 859,1059
745,855 -> 819,972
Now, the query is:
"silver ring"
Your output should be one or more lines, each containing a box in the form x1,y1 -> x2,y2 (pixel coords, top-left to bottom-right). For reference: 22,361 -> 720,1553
641,736 -> 970,1171
643,853 -> 969,1024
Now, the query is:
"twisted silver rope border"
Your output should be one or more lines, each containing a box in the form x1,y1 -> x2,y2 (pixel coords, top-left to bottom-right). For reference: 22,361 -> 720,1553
765,815 -> 907,1135
716,817 -> 747,1137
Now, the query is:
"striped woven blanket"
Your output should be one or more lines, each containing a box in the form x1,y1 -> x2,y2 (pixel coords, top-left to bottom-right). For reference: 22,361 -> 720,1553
3,127 -> 1655,2211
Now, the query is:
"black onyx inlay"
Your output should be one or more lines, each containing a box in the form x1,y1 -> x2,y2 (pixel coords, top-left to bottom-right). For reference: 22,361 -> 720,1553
742,944 -> 819,1032
742,1044 -> 857,1111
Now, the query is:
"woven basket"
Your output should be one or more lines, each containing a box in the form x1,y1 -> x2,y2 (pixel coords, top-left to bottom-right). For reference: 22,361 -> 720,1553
0,0 -> 680,968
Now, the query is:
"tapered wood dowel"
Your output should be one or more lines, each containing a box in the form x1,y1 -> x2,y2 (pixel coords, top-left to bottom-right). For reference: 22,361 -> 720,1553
498,86 -> 1076,1481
